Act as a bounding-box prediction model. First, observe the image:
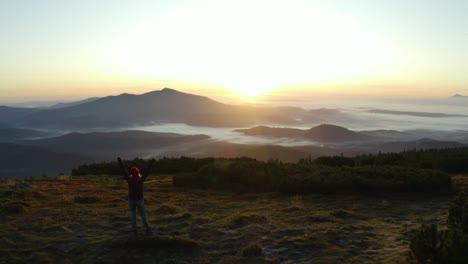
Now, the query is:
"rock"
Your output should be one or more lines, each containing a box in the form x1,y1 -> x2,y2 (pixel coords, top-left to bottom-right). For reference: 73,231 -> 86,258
15,182 -> 30,189
61,226 -> 73,233
337,239 -> 349,247
242,243 -> 263,257
270,247 -> 288,253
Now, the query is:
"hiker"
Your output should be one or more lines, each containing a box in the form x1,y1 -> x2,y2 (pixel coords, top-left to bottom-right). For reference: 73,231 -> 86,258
117,157 -> 155,235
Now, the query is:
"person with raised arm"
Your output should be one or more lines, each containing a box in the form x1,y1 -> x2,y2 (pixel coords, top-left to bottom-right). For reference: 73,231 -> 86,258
117,157 -> 155,236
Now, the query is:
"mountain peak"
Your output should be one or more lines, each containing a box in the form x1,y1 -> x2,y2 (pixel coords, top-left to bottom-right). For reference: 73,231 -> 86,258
161,88 -> 178,92
306,124 -> 367,142
143,88 -> 187,97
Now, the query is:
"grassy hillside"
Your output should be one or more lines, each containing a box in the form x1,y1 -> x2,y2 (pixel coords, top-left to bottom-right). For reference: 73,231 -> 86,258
2,175 -> 464,263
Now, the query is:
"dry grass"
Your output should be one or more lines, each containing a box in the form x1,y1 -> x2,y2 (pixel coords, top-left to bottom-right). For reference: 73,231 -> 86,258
0,175 -> 464,263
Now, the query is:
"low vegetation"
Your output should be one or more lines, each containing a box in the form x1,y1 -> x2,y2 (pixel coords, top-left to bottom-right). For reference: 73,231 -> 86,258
410,192 -> 468,263
72,148 -> 468,195
2,175 -> 464,263
173,159 -> 451,194
7,148 -> 457,262
72,147 -> 468,177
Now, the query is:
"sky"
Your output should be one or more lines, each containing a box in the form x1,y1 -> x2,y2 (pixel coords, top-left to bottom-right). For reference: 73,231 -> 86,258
0,0 -> 467,103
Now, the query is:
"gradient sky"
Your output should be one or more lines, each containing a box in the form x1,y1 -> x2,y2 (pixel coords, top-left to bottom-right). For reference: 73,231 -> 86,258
1,0 -> 467,102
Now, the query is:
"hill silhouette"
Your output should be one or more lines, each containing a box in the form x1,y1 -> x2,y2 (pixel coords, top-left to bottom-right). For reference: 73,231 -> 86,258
1,89 -> 348,129
48,97 -> 100,109
18,88 -> 233,128
304,124 -> 368,142
0,143 -> 89,178
0,128 -> 51,142
20,130 -> 210,159
0,106 -> 38,125
366,109 -> 467,118
236,124 -> 370,142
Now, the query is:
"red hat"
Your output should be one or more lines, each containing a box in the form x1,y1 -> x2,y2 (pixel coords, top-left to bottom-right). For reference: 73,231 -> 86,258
130,167 -> 140,178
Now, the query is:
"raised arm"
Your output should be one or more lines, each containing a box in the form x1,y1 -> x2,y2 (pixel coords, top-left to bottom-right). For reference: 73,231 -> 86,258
142,158 -> 155,181
117,157 -> 130,180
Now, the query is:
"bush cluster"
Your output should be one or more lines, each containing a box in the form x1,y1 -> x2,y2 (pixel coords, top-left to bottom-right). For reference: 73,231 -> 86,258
303,148 -> 468,174
71,147 -> 468,194
173,159 -> 451,194
410,192 -> 468,263
352,148 -> 468,174
72,156 -> 215,176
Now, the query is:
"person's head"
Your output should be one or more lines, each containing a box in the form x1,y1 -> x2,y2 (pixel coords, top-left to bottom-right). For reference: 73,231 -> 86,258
130,166 -> 141,178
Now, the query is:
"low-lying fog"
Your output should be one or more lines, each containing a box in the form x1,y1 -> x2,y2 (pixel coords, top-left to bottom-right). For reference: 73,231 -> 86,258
129,98 -> 468,146
18,97 -> 467,147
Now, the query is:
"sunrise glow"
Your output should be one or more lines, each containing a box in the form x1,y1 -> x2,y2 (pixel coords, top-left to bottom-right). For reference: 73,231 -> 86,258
0,0 -> 467,101
96,1 -> 404,101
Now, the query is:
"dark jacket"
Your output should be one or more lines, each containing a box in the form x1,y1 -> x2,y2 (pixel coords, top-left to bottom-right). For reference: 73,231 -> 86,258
127,176 -> 145,200
117,158 -> 155,201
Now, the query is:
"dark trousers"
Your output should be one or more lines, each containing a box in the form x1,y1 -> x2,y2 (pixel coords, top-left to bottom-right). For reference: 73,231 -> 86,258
128,199 -> 149,229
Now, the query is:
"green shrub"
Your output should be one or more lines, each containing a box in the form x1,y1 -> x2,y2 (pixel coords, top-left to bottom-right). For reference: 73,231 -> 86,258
314,156 -> 355,167
410,224 -> 438,263
437,228 -> 468,264
174,160 -> 451,194
448,192 -> 468,233
73,152 -> 458,194
242,243 -> 263,257
229,213 -> 267,228
410,193 -> 468,263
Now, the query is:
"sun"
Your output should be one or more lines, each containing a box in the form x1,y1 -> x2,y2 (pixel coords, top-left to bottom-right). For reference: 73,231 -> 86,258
231,87 -> 267,101
97,1 -> 403,99
225,78 -> 277,101
239,88 -> 264,99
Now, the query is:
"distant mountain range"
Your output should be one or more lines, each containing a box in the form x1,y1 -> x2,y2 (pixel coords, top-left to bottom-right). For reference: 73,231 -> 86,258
366,109 -> 467,118
1,88 -> 467,178
20,89 -> 238,128
0,142 -> 89,178
0,88 -> 347,129
235,125 -> 468,150
48,97 -> 100,109
1,130 -> 211,178
0,106 -> 38,124
2,90 -> 466,130
20,130 -> 210,159
0,128 -> 52,142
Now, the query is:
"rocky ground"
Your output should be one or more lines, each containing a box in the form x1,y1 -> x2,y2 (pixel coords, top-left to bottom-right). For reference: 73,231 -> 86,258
1,174 -> 464,263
